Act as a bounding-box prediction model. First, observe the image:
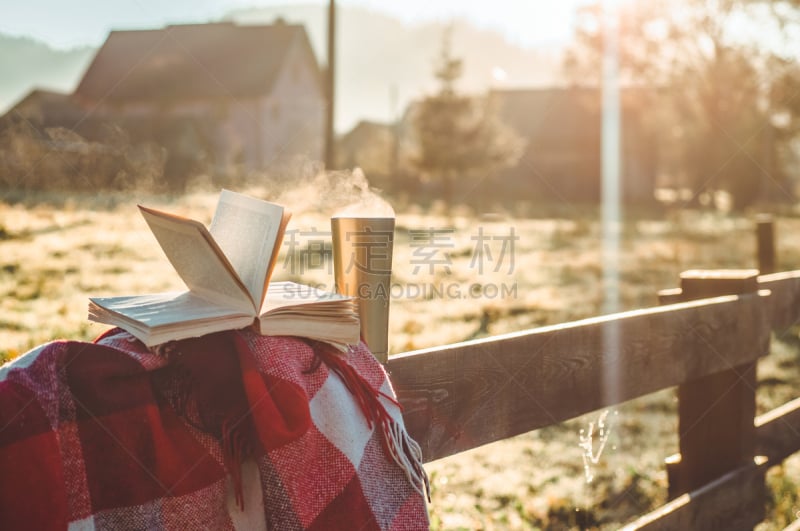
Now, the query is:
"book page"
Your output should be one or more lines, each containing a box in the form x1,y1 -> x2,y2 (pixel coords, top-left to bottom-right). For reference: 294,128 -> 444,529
89,291 -> 256,346
90,291 -> 249,326
209,190 -> 289,310
256,282 -> 360,349
260,281 -> 355,312
139,205 -> 254,314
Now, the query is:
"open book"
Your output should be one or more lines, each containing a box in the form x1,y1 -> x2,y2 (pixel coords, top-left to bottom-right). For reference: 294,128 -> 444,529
88,190 -> 360,349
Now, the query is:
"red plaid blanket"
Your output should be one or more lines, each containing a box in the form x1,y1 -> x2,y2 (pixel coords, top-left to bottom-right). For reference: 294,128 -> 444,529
0,329 -> 429,530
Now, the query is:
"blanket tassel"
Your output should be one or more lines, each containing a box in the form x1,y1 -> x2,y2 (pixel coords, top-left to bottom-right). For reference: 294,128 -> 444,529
313,344 -> 431,501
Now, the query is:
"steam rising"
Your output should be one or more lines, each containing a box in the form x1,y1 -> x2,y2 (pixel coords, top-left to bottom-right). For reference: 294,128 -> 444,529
275,167 -> 394,218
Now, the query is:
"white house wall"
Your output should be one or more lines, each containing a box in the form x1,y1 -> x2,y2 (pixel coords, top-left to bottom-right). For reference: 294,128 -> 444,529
218,99 -> 260,169
214,33 -> 324,173
259,33 -> 325,168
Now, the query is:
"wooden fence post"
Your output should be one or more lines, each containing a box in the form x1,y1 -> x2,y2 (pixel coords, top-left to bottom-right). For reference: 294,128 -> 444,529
664,269 -> 761,501
756,215 -> 776,275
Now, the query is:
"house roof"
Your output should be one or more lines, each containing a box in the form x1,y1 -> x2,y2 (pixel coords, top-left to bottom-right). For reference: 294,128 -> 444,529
74,21 -> 320,104
339,120 -> 392,144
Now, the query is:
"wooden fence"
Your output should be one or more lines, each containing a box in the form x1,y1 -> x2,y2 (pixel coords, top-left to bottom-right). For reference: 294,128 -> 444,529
387,216 -> 800,530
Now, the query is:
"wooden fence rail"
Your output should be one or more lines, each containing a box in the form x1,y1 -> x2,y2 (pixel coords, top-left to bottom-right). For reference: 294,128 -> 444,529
386,216 -> 800,530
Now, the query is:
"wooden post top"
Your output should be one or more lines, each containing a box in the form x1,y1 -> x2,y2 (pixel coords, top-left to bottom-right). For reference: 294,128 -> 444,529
755,216 -> 776,275
679,269 -> 759,300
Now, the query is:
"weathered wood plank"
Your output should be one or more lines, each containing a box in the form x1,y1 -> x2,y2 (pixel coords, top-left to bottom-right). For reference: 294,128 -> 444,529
658,270 -> 800,332
389,293 -> 769,462
756,396 -> 800,466
622,458 -> 767,531
758,271 -> 800,332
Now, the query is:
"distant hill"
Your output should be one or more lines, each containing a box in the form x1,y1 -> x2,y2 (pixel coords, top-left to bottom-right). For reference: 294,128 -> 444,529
0,34 -> 94,113
0,4 -> 564,132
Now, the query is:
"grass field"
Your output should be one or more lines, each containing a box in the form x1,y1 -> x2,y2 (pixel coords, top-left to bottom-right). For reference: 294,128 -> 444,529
2,188 -> 800,529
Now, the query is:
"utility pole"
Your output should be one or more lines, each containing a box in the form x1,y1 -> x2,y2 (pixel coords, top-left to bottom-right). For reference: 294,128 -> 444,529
324,0 -> 336,170
389,83 -> 399,194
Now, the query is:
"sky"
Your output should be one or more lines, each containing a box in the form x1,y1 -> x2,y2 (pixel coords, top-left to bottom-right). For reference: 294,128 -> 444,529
0,0 -> 582,50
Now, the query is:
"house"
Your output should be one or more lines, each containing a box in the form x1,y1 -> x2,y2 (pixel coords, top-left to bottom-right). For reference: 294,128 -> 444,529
0,88 -> 166,191
0,89 -> 86,133
488,87 -> 659,204
73,21 -> 325,179
353,86 -> 658,206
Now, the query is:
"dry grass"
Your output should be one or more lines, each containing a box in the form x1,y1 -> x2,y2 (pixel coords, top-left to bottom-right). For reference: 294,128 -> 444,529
2,190 -> 800,529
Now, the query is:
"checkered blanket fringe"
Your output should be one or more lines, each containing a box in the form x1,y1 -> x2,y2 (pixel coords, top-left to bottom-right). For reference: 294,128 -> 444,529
0,329 -> 430,530
312,343 -> 430,501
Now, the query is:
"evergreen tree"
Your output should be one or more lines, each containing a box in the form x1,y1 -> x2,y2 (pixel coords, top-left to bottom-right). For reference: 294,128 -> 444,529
413,30 -> 522,209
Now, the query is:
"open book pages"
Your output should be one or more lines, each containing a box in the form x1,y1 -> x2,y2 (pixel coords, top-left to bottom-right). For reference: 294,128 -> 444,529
136,205 -> 254,313
88,291 -> 255,346
258,282 -> 360,350
88,190 -> 359,350
209,189 -> 288,308
89,281 -> 359,350
137,189 -> 289,313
